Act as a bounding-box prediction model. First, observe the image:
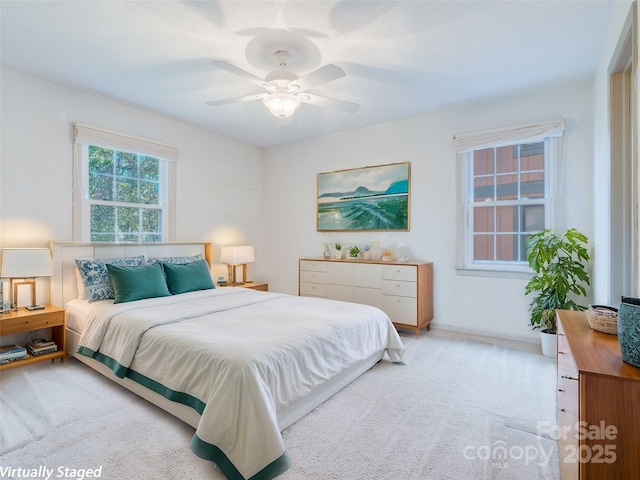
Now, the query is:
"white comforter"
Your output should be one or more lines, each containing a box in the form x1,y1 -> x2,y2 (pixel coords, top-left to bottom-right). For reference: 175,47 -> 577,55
76,288 -> 404,479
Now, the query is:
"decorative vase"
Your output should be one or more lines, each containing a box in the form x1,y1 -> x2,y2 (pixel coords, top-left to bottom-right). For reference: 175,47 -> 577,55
324,247 -> 331,259
617,301 -> 640,368
370,246 -> 383,261
363,251 -> 371,260
334,250 -> 342,259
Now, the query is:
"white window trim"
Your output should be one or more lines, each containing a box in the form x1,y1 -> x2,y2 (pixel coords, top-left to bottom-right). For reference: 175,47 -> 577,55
72,123 -> 177,242
454,120 -> 563,278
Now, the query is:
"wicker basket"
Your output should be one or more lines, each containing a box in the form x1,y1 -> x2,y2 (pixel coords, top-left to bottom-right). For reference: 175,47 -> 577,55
586,304 -> 619,335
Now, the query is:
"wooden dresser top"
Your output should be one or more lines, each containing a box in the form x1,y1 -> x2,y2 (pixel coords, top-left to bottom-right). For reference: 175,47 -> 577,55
557,309 -> 640,382
299,258 -> 432,266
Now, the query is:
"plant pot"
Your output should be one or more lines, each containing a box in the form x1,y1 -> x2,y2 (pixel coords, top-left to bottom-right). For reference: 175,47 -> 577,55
540,330 -> 557,358
334,251 -> 342,259
617,302 -> 640,367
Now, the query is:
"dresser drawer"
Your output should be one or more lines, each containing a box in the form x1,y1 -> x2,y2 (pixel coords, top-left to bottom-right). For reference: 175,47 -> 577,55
300,270 -> 327,284
1,311 -> 64,335
299,260 -> 328,272
299,282 -> 327,297
354,287 -> 382,309
327,285 -> 354,302
382,295 -> 418,325
382,279 -> 417,298
354,264 -> 382,288
382,265 -> 416,282
327,263 -> 353,286
557,333 -> 578,378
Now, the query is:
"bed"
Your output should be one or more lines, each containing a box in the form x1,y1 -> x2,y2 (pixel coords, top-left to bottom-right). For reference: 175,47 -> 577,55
50,242 -> 404,480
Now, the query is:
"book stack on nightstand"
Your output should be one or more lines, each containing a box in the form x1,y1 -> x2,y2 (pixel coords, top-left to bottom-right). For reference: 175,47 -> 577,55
0,344 -> 28,365
26,339 -> 58,356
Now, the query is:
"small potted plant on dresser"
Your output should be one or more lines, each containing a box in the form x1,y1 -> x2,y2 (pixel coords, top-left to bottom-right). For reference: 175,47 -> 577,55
333,243 -> 343,259
348,245 -> 360,258
524,228 -> 591,357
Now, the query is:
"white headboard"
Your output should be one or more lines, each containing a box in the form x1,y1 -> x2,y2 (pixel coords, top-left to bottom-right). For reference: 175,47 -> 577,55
50,242 -> 212,307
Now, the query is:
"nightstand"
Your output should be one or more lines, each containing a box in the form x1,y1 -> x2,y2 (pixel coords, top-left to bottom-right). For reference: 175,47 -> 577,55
219,283 -> 268,292
0,305 -> 66,370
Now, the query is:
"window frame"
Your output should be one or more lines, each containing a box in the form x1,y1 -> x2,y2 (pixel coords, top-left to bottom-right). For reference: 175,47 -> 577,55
78,145 -> 170,242
72,124 -> 177,243
457,137 -> 558,277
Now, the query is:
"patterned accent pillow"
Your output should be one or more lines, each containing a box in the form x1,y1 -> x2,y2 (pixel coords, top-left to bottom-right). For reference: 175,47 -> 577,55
148,254 -> 203,265
75,256 -> 145,302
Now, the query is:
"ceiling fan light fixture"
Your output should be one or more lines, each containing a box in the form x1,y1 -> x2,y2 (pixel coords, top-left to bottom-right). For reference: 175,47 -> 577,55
263,92 -> 301,119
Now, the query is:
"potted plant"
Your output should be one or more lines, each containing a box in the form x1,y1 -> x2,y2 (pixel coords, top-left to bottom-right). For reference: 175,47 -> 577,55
333,243 -> 343,259
525,228 -> 591,357
348,245 -> 360,258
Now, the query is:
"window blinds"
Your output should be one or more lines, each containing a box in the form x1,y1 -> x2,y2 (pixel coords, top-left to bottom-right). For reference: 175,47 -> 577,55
453,118 -> 565,154
73,123 -> 179,162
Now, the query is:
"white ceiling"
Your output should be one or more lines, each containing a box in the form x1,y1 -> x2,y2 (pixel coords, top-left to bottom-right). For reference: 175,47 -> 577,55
1,1 -> 619,148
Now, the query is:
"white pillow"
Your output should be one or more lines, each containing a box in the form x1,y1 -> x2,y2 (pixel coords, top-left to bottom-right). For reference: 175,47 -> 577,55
75,267 -> 87,300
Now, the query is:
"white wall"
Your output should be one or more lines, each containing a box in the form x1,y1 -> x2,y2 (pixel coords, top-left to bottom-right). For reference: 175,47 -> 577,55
263,80 -> 595,343
0,68 -> 266,303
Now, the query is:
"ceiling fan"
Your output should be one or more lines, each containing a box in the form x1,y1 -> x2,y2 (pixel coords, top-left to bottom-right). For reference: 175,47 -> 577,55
206,50 -> 359,119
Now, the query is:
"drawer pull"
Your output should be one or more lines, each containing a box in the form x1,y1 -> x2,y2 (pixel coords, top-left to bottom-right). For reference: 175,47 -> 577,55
558,351 -> 565,355
561,375 -> 578,381
560,408 -> 566,412
558,388 -> 564,392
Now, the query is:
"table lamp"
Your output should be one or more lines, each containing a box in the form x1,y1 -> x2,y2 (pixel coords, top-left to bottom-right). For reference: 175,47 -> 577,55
0,248 -> 53,310
220,246 -> 255,285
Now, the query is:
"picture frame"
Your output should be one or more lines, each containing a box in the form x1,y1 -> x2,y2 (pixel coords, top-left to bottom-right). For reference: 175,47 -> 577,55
317,162 -> 410,231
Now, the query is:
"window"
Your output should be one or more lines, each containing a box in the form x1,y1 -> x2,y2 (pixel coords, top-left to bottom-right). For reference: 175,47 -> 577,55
73,124 -> 177,243
454,119 -> 564,275
87,146 -> 165,242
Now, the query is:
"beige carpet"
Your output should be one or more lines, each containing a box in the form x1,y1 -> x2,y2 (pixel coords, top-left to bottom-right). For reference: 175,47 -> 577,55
0,333 -> 558,479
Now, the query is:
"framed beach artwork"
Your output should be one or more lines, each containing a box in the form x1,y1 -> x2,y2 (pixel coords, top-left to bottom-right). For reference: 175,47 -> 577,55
317,162 -> 410,231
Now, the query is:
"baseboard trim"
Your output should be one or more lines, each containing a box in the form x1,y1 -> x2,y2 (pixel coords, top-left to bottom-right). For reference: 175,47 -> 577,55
428,323 -> 542,354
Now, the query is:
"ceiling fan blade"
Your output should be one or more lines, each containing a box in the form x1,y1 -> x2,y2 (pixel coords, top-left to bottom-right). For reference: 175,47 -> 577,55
205,93 -> 267,107
300,93 -> 360,113
292,64 -> 346,91
210,60 -> 268,88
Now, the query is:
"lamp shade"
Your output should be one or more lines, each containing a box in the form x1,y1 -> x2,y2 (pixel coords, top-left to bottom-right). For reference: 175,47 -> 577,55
220,246 -> 255,265
0,248 -> 53,278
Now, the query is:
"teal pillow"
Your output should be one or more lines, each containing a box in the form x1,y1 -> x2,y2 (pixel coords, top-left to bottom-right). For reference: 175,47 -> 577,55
106,263 -> 171,304
162,260 -> 215,295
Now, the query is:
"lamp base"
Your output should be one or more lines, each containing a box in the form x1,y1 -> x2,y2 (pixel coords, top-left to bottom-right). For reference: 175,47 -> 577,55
25,304 -> 45,311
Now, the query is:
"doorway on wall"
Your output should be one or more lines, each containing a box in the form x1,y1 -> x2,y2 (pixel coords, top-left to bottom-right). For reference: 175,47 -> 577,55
610,26 -> 637,300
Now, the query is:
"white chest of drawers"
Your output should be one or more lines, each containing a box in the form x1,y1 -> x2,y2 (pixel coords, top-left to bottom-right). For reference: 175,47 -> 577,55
299,258 -> 433,335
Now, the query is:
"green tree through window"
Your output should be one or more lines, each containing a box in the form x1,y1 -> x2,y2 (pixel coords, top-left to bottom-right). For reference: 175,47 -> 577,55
88,146 -> 163,242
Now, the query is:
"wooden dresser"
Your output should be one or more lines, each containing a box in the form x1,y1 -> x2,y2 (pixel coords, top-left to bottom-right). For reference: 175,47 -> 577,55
556,310 -> 640,479
299,258 -> 433,335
